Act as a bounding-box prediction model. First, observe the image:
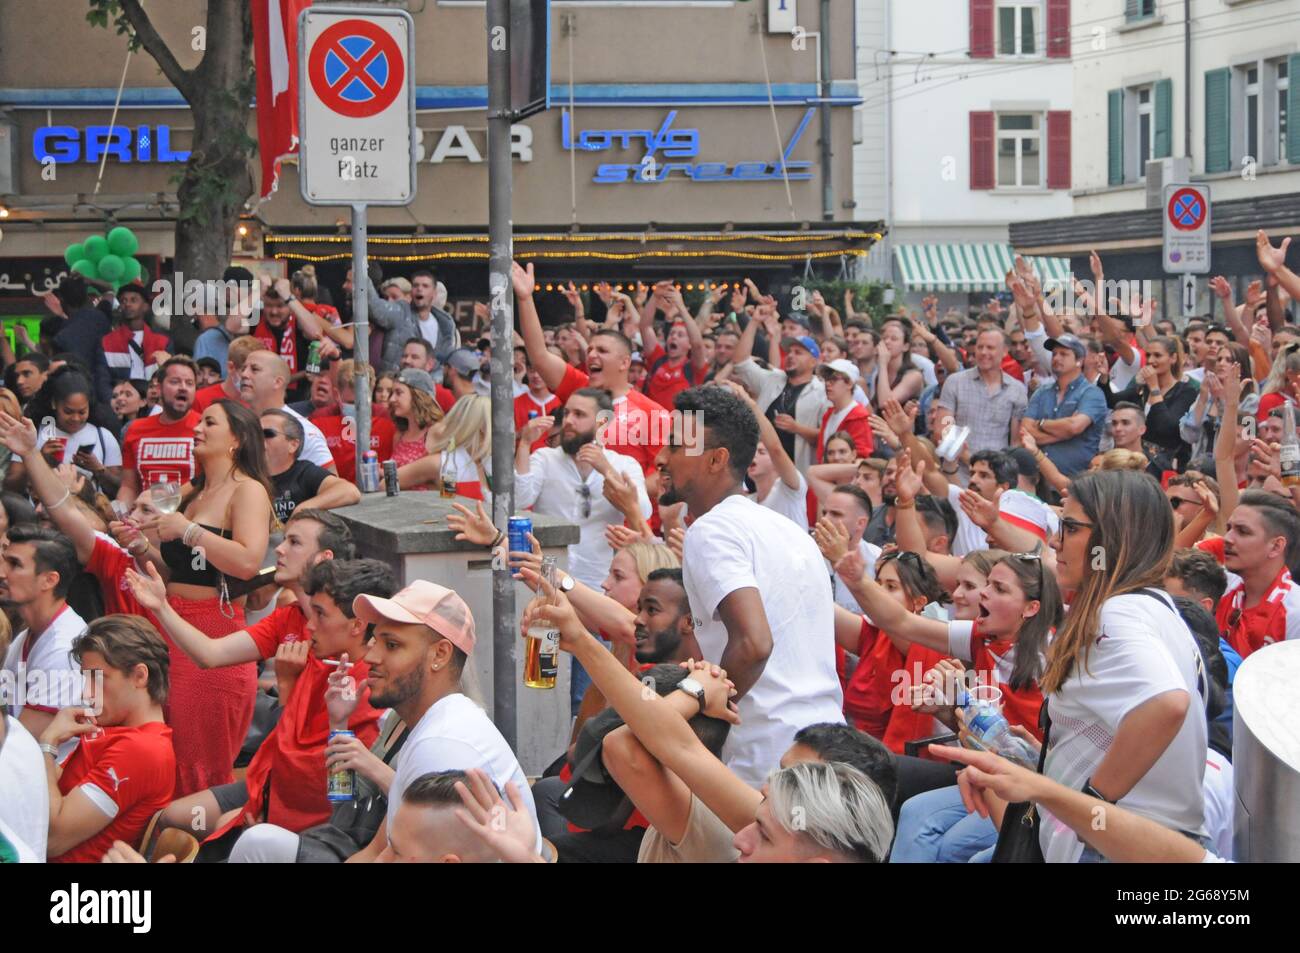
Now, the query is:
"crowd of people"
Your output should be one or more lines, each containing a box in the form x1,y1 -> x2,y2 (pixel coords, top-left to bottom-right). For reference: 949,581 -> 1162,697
1,229 -> 1298,863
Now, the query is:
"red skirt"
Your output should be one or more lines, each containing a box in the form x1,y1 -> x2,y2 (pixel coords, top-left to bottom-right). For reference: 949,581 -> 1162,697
162,594 -> 257,797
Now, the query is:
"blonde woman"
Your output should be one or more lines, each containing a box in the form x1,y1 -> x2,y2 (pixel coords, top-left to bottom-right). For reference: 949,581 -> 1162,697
398,393 -> 491,499
387,368 -> 445,490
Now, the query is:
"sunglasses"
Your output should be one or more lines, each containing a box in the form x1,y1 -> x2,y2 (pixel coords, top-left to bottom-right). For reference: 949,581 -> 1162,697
879,550 -> 923,570
262,428 -> 283,439
1168,496 -> 1202,510
577,483 -> 592,520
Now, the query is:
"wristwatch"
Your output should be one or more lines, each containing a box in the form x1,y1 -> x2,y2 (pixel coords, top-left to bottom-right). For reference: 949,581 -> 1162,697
677,677 -> 706,714
557,572 -> 575,593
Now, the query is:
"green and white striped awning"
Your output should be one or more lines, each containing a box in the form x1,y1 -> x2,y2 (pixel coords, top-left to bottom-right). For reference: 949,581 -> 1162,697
893,243 -> 1072,294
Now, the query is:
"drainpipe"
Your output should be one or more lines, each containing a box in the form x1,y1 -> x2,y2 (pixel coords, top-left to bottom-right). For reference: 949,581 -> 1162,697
820,0 -> 833,220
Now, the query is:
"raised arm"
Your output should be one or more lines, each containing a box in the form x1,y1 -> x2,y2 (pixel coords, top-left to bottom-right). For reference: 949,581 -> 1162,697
124,562 -> 261,668
0,414 -> 98,564
724,381 -> 800,491
1257,231 -> 1300,308
513,262 -> 568,391
1019,426 -> 1069,494
1214,364 -> 1242,528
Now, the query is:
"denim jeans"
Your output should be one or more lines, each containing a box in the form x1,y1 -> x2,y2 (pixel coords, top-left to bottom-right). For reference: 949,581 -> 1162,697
890,784 -> 998,863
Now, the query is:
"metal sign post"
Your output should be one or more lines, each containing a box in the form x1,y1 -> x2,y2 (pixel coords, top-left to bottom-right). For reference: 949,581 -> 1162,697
299,5 -> 416,483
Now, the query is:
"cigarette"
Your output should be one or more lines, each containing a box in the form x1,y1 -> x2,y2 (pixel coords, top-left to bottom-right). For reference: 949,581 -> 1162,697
322,659 -> 343,666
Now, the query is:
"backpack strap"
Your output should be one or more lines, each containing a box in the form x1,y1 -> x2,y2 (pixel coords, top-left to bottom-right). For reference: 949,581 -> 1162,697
1136,588 -> 1209,706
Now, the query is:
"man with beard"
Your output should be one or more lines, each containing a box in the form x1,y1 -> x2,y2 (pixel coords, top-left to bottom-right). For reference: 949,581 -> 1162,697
514,262 -> 669,479
116,356 -> 201,504
343,580 -> 540,862
517,387 -> 651,711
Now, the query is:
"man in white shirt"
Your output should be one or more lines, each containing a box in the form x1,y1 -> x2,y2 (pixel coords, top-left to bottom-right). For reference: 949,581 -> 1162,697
0,525 -> 87,761
667,385 -> 844,787
0,714 -> 50,861
239,349 -> 337,473
515,387 -> 651,590
820,485 -> 883,612
345,580 -> 540,861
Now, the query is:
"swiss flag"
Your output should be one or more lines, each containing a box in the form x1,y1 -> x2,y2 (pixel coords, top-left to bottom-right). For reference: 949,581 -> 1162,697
253,0 -> 312,199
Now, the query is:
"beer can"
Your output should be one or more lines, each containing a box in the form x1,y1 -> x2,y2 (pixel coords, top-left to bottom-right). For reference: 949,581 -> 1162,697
306,340 -> 322,375
360,451 -> 380,493
327,729 -> 356,801
383,459 -> 399,497
508,515 -> 533,555
528,410 -> 539,420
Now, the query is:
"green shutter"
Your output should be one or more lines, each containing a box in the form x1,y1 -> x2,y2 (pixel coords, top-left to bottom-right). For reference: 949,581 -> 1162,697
1154,78 -> 1173,158
1288,54 -> 1300,164
1108,89 -> 1125,185
1124,0 -> 1139,21
1205,67 -> 1232,173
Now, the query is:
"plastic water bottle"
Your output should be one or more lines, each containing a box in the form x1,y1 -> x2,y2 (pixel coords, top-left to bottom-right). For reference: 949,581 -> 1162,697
963,699 -> 1039,768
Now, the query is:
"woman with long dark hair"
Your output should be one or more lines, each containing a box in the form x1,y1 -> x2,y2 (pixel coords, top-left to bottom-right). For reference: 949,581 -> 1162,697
127,398 -> 274,796
35,369 -> 124,497
1108,336 -> 1198,471
1043,468 -> 1207,862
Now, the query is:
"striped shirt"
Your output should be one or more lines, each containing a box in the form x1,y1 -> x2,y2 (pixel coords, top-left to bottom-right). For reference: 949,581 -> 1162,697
935,367 -> 1027,455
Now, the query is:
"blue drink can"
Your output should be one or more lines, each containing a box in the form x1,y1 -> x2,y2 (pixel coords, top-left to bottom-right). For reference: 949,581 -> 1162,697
360,451 -> 380,493
508,515 -> 533,555
327,730 -> 356,801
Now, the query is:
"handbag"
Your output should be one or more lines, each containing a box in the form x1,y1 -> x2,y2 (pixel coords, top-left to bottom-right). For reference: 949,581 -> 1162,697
990,699 -> 1051,863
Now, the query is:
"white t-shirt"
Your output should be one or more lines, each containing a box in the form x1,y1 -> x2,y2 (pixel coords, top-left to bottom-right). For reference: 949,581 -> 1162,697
2,605 -> 87,762
0,715 -> 49,861
757,470 -> 809,531
1040,590 -> 1207,863
36,423 -> 122,468
682,494 -> 845,787
1203,747 -> 1234,862
1108,347 -> 1143,393
280,405 -> 336,470
831,538 -> 883,614
417,314 -> 440,353
946,485 -> 1057,557
387,692 -> 541,853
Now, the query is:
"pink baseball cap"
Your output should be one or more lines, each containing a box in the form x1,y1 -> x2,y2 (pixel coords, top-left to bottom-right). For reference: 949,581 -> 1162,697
353,580 -> 477,656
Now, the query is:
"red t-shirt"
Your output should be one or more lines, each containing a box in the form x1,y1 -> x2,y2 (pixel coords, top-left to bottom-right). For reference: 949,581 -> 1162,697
843,618 -> 905,739
1000,353 -> 1025,383
313,412 -> 396,484
514,391 -> 561,453
949,620 -> 1045,741
881,642 -> 951,754
122,410 -> 201,489
210,605 -> 382,836
435,385 -> 456,415
51,722 -> 175,863
87,535 -> 150,618
194,382 -> 245,413
554,363 -> 669,475
642,344 -> 696,411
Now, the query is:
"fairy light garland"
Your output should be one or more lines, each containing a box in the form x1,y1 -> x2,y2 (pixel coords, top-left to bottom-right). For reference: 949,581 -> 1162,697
276,248 -> 872,264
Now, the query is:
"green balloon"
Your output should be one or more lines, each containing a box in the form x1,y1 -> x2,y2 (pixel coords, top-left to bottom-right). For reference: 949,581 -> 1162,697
107,226 -> 139,257
97,254 -> 125,282
71,259 -> 98,279
83,235 -> 109,263
64,243 -> 85,267
122,257 -> 142,282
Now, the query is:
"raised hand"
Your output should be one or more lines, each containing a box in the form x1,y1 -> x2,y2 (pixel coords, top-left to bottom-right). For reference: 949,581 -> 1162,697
508,531 -> 544,585
958,488 -> 999,531
601,468 -> 641,516
665,526 -> 685,561
1256,229 -> 1292,274
518,414 -> 554,446
895,451 -> 926,502
1208,275 -> 1233,302
447,500 -> 497,547
453,769 -> 543,864
511,261 -> 536,298
0,412 -> 37,456
1019,422 -> 1038,455
812,514 -> 852,565
324,653 -> 359,728
678,659 -> 741,724
604,523 -> 644,550
124,562 -> 168,613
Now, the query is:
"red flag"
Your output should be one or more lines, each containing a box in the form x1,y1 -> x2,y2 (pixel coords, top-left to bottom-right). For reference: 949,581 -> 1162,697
252,0 -> 311,199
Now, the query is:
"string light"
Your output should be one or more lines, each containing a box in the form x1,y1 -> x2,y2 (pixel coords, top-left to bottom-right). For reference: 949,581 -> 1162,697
265,230 -> 883,246
274,249 -> 873,264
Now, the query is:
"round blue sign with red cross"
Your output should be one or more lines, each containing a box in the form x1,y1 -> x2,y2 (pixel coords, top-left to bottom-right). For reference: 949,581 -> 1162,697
308,19 -> 404,119
1167,187 -> 1207,232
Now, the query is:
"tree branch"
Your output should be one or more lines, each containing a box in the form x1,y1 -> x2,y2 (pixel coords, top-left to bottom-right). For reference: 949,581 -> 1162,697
117,0 -> 194,101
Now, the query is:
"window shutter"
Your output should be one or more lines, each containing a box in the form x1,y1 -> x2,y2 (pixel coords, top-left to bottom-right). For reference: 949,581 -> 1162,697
971,111 -> 995,189
1124,0 -> 1140,21
1047,110 -> 1072,189
970,0 -> 994,59
1047,0 -> 1071,59
1289,54 -> 1300,163
1107,89 -> 1125,185
1153,78 -> 1173,158
1205,68 -> 1232,173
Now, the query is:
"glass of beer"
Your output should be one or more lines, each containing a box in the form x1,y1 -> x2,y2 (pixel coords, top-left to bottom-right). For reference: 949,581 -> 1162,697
524,556 -> 560,689
439,440 -> 458,499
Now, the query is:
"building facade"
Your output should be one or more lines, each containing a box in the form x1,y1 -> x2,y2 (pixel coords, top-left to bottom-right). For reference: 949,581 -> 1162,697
0,0 -> 877,320
853,0 -> 1076,309
1012,0 -> 1300,316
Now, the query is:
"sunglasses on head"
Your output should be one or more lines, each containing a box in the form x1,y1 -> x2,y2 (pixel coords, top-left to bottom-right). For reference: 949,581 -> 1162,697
879,550 -> 923,570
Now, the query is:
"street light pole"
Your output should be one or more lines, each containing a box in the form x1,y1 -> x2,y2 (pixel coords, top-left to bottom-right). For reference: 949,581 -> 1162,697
486,0 -> 517,749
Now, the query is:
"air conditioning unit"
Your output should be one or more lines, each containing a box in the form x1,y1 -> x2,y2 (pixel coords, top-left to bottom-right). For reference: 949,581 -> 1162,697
1145,157 -> 1191,209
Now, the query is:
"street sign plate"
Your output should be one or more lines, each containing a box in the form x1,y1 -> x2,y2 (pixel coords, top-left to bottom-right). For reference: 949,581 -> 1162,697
1162,183 -> 1211,274
299,6 -> 416,206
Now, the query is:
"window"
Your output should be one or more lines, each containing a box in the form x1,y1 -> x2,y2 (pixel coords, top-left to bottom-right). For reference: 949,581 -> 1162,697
1245,65 -> 1261,162
997,113 -> 1042,187
1137,85 -> 1154,177
997,2 -> 1039,56
1278,59 -> 1290,162
1125,0 -> 1156,21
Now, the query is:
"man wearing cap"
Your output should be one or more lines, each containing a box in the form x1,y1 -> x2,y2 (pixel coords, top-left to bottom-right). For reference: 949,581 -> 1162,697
368,269 -> 459,372
239,349 -> 337,472
1023,333 -> 1109,478
816,359 -> 873,462
514,262 -> 670,477
104,282 -> 171,383
347,580 -> 541,862
442,348 -> 482,406
728,305 -> 828,474
399,338 -> 455,412
933,327 -> 1027,463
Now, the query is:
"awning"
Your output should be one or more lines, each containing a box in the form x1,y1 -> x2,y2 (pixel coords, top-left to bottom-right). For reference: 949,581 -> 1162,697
893,243 -> 1071,293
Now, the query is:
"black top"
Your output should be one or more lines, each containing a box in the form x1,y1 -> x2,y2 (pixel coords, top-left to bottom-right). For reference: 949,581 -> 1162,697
271,459 -> 330,523
160,524 -> 234,587
1109,377 -> 1199,469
